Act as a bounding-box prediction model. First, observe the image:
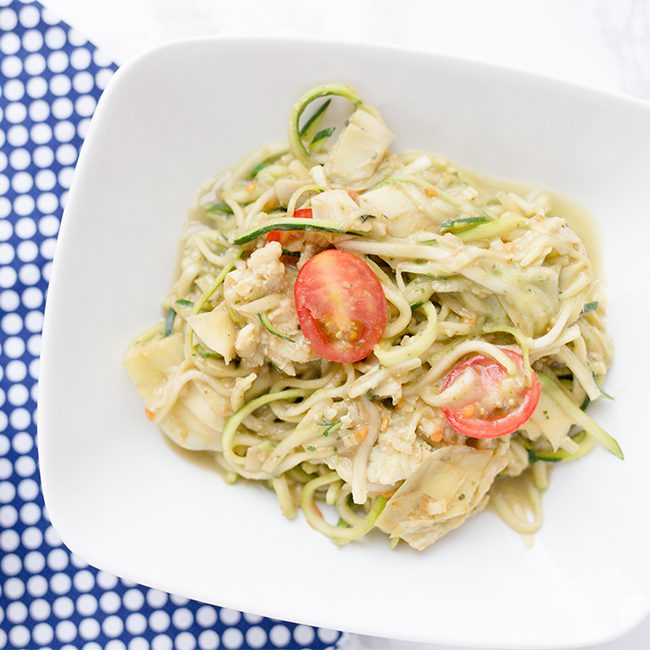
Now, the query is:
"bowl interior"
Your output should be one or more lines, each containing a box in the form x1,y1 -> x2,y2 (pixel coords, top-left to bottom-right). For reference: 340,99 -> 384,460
39,37 -> 650,649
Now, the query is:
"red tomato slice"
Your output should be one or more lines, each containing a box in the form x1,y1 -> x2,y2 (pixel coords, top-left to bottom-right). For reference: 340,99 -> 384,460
440,349 -> 540,439
294,249 -> 387,363
265,208 -> 312,247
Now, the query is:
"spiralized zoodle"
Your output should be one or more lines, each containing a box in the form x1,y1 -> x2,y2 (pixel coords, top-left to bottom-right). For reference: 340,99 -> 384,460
125,84 -> 620,551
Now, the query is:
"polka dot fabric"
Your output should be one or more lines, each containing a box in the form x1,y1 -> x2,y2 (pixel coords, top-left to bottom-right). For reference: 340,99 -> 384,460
0,2 -> 342,648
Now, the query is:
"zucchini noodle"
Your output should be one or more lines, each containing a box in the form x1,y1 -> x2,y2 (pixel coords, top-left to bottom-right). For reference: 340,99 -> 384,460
124,83 -> 618,551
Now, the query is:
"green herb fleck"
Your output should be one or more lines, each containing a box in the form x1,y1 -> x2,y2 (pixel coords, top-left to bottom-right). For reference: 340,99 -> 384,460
582,301 -> 599,315
175,299 -> 194,308
440,216 -> 489,234
311,126 -> 335,145
457,494 -> 466,501
300,98 -> 331,136
164,308 -> 176,337
306,445 -> 316,452
250,161 -> 271,178
205,202 -> 234,215
360,214 -> 376,223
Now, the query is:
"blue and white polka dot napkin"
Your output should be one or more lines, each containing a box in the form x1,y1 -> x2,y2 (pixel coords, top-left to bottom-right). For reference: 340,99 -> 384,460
0,1 -> 343,648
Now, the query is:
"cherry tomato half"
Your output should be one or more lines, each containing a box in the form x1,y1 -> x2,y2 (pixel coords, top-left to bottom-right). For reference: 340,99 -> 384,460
440,349 -> 540,439
294,249 -> 387,363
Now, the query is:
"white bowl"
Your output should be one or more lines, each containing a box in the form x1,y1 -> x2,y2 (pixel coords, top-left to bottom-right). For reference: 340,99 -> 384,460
39,37 -> 650,649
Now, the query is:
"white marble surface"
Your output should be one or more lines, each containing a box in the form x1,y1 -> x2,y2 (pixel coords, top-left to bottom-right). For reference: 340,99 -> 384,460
39,1 -> 650,648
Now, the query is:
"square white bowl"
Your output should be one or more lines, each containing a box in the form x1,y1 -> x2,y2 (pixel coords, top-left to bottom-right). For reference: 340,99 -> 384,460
39,37 -> 650,649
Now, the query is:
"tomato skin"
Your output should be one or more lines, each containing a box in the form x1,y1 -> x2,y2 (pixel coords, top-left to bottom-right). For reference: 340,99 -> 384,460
294,249 -> 387,363
265,208 -> 312,248
440,349 -> 541,439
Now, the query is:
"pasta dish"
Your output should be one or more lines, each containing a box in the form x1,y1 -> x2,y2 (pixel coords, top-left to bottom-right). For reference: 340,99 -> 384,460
124,84 -> 620,550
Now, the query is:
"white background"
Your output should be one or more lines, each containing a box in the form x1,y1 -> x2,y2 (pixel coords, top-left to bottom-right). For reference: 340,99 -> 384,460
39,1 -> 650,648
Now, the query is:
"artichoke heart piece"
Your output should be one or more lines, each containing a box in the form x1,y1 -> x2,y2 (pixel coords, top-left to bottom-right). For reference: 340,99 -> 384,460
376,445 -> 507,550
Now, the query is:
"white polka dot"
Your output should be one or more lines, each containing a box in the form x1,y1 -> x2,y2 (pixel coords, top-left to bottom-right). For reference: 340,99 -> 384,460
129,639 -> 149,650
106,641 -> 126,650
0,152 -> 6,172
44,525 -> 61,547
1,31 -> 20,54
21,505 -> 40,529
50,74 -> 72,97
0,220 -> 12,240
47,547 -> 69,571
22,29 -> 44,52
18,239 -> 38,262
6,360 -> 27,381
70,552 -> 88,568
33,622 -> 54,645
33,145 -> 54,168
15,217 -> 36,239
83,644 -> 102,650
57,620 -> 78,643
10,148 -> 30,170
13,194 -> 35,216
56,143 -> 78,165
7,383 -> 26,408
246,627 -> 268,649
269,625 -> 291,647
147,589 -> 168,608
26,75 -> 47,98
0,243 -> 14,264
0,458 -> 12,479
18,478 -> 39,500
126,612 -> 147,635
74,593 -> 96,617
8,624 -> 30,649
13,431 -> 33,454
35,169 -> 57,191
149,610 -> 170,632
77,117 -> 92,138
40,216 -> 56,246
58,165 -> 75,189
24,550 -> 45,573
12,171 -> 33,193
37,191 -> 58,213
29,98 -> 50,121
0,196 -> 10,217
5,101 -> 27,123
0,528 -> 19,550
72,70 -> 93,92
176,632 -> 196,650
25,311 -> 43,333
0,7 -> 18,30
103,615 -> 124,638
221,628 -> 243,650
15,450 -> 36,474
19,4 -> 40,28
28,333 -> 42,356
123,588 -> 144,611
4,576 -> 26,600
48,49 -> 69,73
51,572 -> 72,595
0,173 -> 8,193
3,78 -> 24,101
0,505 -> 17,528
172,608 -> 193,630
152,635 -> 173,650
27,575 -> 48,597
40,237 -> 57,259
53,596 -> 74,618
10,404 -> 30,428
21,287 -> 43,309
2,553 -> 22,576
54,120 -> 75,142
71,46 -> 92,69
0,411 -> 7,432
76,94 -> 97,116
24,52 -> 46,75
19,263 -> 40,285
1,54 -> 22,77
198,630 -> 220,650
74,569 -> 95,592
45,25 -> 67,49
100,590 -> 121,613
31,122 -> 53,144
2,312 -> 22,334
293,625 -> 315,645
219,608 -> 241,626
52,96 -> 73,118
97,570 -> 118,590
196,605 -> 218,628
30,598 -> 51,621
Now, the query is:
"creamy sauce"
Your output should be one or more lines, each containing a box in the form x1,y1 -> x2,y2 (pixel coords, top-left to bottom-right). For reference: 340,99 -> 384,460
461,168 -> 603,276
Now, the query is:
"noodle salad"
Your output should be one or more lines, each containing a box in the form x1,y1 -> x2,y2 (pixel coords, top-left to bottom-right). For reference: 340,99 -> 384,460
124,84 -> 620,551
